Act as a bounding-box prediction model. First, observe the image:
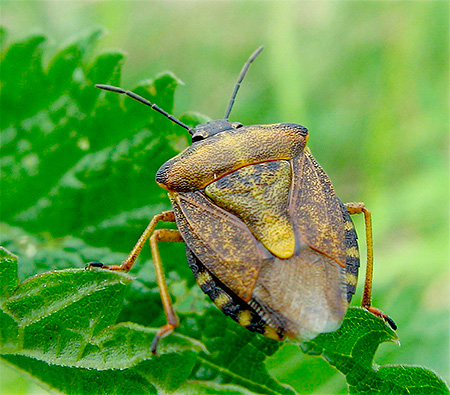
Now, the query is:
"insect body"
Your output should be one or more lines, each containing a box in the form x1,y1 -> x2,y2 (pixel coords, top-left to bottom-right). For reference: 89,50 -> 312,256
93,47 -> 395,352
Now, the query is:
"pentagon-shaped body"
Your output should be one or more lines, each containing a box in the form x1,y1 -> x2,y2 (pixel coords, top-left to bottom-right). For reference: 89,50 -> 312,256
156,122 -> 359,341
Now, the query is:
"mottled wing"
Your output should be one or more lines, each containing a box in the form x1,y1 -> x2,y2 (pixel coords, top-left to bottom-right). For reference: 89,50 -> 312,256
169,190 -> 266,302
290,149 -> 347,267
249,149 -> 350,340
171,149 -> 351,341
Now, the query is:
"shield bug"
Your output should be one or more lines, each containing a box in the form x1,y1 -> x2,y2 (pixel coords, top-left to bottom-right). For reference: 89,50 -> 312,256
92,46 -> 396,352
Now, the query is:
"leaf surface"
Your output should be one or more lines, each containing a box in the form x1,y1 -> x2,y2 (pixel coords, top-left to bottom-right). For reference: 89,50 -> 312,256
302,308 -> 449,394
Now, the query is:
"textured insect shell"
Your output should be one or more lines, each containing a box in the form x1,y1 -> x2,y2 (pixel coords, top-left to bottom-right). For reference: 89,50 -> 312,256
155,123 -> 309,192
163,144 -> 354,340
154,122 -> 357,341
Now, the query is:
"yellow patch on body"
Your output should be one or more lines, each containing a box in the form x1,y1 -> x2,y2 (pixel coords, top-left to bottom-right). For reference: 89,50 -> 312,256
264,325 -> 282,340
344,221 -> 354,231
205,161 -> 295,259
238,310 -> 253,327
214,292 -> 232,308
346,246 -> 359,258
345,272 -> 358,286
196,271 -> 212,287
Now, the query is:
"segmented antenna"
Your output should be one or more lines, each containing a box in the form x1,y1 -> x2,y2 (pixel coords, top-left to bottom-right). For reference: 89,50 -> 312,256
224,46 -> 264,120
95,84 -> 192,133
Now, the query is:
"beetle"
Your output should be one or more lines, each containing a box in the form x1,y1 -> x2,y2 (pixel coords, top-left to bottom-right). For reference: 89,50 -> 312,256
92,46 -> 396,352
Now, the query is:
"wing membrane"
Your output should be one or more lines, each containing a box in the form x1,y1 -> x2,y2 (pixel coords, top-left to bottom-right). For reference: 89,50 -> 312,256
251,243 -> 347,340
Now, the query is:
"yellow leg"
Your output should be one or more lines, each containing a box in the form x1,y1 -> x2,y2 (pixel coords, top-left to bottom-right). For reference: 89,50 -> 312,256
88,210 -> 176,272
87,210 -> 185,352
345,202 -> 397,330
149,228 -> 184,353
345,202 -> 373,309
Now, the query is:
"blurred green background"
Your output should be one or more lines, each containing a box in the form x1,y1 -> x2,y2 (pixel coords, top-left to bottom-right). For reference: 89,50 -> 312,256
1,1 -> 449,394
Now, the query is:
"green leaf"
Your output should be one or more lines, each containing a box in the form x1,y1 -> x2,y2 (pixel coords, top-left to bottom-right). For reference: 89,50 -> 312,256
301,308 -> 449,394
174,381 -> 258,394
181,309 -> 294,395
0,247 -> 205,394
0,247 -> 18,301
0,247 -> 203,368
2,355 -> 159,395
0,34 -> 47,126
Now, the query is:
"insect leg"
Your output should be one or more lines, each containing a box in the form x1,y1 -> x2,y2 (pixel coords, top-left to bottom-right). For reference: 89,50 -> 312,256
87,210 -> 176,271
345,202 -> 397,330
149,228 -> 184,353
88,211 -> 183,352
345,202 -> 373,309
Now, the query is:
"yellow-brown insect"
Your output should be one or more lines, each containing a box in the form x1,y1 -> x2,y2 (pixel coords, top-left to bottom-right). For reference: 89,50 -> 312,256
92,46 -> 396,352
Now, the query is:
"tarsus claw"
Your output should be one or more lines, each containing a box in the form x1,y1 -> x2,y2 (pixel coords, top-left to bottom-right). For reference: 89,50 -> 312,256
86,261 -> 106,269
367,306 -> 397,331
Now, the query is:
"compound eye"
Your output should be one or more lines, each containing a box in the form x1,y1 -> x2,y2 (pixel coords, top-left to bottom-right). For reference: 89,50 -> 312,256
191,129 -> 208,142
192,135 -> 204,143
232,122 -> 243,129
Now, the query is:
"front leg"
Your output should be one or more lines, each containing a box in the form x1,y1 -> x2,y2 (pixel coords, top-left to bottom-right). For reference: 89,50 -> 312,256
87,210 -> 176,272
87,210 -> 185,353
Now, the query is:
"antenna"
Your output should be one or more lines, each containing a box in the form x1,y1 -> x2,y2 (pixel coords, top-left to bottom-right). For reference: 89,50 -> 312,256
95,84 -> 192,133
224,46 -> 264,120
